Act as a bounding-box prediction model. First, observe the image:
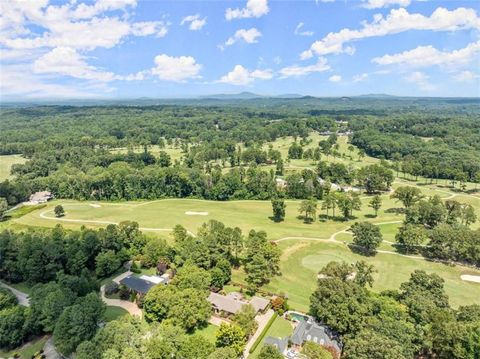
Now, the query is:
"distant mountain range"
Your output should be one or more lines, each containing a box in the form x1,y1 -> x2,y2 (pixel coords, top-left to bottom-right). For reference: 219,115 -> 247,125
199,92 -> 304,100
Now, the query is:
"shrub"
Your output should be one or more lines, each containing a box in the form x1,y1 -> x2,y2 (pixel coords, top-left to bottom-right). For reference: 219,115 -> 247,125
104,281 -> 119,296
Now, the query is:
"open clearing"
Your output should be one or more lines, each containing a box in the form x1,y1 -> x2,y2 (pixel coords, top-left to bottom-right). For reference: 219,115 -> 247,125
0,154 -> 26,181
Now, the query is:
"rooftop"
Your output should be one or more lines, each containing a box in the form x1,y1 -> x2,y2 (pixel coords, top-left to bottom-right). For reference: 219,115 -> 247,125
120,276 -> 156,294
290,318 -> 342,353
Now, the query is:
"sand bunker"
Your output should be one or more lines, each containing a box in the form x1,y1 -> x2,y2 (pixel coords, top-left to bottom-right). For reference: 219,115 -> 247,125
185,211 -> 209,216
461,275 -> 480,283
89,204 -> 101,208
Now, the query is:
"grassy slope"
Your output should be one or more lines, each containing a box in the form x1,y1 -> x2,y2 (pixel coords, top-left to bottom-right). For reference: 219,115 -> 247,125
0,154 -> 26,181
0,336 -> 47,359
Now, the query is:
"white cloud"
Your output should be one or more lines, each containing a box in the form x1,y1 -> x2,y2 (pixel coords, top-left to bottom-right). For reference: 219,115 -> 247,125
372,41 -> 480,69
452,71 -> 479,82
404,71 -> 435,91
279,58 -> 330,78
219,65 -> 273,85
294,22 -> 314,36
33,47 -> 116,82
353,73 -> 368,82
131,21 -> 169,38
362,0 -> 411,9
302,7 -> 480,58
181,14 -> 207,31
329,75 -> 342,82
0,64 -> 110,99
224,28 -> 262,47
32,47 -> 147,82
151,54 -> 202,82
0,1 -> 169,51
226,0 -> 269,20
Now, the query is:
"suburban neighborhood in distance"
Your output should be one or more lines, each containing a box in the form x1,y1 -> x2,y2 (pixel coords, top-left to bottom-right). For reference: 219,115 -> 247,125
0,0 -> 479,358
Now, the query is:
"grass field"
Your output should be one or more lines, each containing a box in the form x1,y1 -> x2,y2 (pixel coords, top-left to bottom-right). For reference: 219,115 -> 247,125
0,336 -> 47,359
104,306 -> 129,322
0,154 -> 26,181
256,240 -> 480,311
193,323 -> 219,343
249,316 -> 292,358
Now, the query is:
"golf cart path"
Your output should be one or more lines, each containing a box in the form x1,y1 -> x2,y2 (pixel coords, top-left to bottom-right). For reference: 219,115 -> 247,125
39,208 -> 196,237
0,281 -> 30,306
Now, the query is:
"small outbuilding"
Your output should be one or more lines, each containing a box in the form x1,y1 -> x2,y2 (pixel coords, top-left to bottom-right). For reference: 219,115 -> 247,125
29,191 -> 53,204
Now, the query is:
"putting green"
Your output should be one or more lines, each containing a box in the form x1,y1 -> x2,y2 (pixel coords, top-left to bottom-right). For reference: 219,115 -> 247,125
260,240 -> 480,312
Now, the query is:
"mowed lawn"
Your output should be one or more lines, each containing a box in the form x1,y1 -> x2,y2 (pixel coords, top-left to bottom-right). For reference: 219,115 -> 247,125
257,240 -> 480,312
15,195 -> 409,240
0,154 -> 26,181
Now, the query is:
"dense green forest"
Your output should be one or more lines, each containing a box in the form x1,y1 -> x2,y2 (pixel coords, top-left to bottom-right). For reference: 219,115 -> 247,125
1,98 -> 478,206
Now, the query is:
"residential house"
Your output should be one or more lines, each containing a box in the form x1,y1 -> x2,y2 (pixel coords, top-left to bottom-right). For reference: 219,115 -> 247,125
120,274 -> 167,295
207,291 -> 270,316
29,191 -> 53,204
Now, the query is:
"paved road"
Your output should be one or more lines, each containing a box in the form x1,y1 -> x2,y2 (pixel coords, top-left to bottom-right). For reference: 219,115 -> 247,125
0,281 -> 30,306
243,309 -> 275,358
43,338 -> 61,359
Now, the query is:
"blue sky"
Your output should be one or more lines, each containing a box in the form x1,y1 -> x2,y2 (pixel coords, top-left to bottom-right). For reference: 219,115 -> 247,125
1,0 -> 479,99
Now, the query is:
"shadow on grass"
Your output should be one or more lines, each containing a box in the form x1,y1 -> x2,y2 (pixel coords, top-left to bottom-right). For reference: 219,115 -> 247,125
385,207 -> 405,214
347,243 -> 377,257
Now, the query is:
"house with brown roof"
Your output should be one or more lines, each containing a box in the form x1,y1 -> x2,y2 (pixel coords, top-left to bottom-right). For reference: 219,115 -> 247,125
207,292 -> 270,316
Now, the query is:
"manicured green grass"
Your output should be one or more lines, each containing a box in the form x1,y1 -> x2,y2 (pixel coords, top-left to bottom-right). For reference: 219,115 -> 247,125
0,336 -> 48,359
260,240 -> 480,312
0,154 -> 26,181
104,306 -> 129,322
249,315 -> 293,358
13,193 -> 409,241
193,324 -> 218,343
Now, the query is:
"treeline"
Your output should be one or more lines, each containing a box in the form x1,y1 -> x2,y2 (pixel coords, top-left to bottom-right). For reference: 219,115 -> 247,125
311,261 -> 480,359
1,160 -> 393,204
0,105 -> 336,155
350,112 -> 480,182
391,188 -> 480,266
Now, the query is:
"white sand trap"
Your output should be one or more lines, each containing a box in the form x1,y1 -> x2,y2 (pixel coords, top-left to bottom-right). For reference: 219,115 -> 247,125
89,204 -> 101,208
185,211 -> 209,216
461,275 -> 480,283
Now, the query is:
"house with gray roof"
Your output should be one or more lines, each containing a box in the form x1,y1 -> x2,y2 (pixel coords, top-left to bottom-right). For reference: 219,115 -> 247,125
120,275 -> 167,295
262,314 -> 342,358
290,317 -> 342,354
264,336 -> 288,355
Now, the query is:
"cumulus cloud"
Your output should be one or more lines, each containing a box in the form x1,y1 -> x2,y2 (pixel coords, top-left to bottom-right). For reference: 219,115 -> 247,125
33,47 -> 116,82
279,58 -> 330,78
0,64 -> 110,99
151,54 -> 202,82
372,41 -> 480,68
181,14 -> 207,31
301,7 -> 480,58
219,65 -> 273,85
353,73 -> 368,82
294,22 -> 314,36
225,0 -> 269,20
404,71 -> 435,91
329,75 -> 342,82
362,0 -> 411,9
224,28 -> 262,47
0,0 -> 169,51
452,71 -> 479,82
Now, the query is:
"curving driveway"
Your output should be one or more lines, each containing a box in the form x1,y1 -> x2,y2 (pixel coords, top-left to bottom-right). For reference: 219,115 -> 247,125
0,281 -> 30,306
100,271 -> 142,318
